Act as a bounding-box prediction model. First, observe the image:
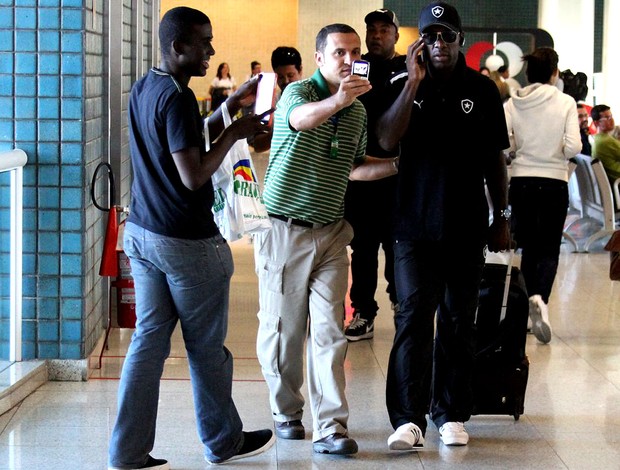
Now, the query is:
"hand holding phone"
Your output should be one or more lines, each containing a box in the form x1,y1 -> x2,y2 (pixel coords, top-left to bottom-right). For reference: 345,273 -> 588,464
351,60 -> 370,80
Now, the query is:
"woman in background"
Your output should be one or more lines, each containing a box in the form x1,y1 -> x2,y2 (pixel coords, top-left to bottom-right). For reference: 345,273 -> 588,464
504,47 -> 581,344
209,62 -> 237,112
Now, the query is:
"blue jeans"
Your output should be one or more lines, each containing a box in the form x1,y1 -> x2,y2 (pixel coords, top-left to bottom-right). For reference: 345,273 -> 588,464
108,222 -> 243,467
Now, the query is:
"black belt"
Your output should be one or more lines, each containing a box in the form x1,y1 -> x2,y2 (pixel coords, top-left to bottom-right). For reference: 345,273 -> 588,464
269,213 -> 336,229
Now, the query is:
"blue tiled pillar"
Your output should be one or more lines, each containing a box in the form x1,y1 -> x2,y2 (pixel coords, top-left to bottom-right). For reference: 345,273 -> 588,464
0,0 -> 87,361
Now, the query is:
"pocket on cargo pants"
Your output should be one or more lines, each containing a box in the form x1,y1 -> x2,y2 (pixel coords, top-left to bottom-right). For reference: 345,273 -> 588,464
257,308 -> 281,375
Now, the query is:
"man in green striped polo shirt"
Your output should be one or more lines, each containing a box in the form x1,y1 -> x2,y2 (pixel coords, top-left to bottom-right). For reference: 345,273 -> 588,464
253,23 -> 398,455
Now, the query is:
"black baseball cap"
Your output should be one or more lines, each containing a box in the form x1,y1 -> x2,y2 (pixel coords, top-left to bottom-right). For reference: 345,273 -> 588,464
365,9 -> 399,31
418,2 -> 462,33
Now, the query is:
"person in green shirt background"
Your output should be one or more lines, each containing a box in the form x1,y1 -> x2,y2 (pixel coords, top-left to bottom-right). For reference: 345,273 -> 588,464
592,104 -> 620,184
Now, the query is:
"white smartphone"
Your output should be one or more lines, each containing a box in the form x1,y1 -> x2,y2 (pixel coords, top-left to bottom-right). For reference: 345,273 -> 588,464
254,73 -> 277,125
351,60 -> 370,79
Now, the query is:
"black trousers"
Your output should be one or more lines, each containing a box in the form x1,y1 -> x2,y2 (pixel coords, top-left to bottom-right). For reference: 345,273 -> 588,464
386,238 -> 485,434
348,219 -> 397,319
509,177 -> 568,303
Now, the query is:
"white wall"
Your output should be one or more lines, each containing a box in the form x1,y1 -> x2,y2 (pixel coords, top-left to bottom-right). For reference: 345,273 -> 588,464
539,0 -> 618,110
538,0 -> 594,101
599,0 -> 620,111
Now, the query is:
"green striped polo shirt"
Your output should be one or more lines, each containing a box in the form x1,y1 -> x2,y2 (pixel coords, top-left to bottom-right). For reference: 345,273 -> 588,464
263,69 -> 367,224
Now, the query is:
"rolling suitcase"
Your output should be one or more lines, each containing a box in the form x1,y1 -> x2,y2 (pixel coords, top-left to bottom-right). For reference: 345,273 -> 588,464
472,250 -> 529,420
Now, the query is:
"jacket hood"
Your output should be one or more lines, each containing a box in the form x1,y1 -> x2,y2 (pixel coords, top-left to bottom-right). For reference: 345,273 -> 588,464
511,83 -> 560,110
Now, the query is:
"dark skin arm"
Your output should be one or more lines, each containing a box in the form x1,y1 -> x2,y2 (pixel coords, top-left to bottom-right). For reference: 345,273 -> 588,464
250,128 -> 273,153
172,78 -> 271,191
377,39 -> 426,151
172,112 -> 270,191
485,151 -> 512,252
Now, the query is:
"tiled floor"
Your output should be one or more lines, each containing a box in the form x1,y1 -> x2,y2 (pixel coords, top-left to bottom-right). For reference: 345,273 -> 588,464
1,230 -> 619,469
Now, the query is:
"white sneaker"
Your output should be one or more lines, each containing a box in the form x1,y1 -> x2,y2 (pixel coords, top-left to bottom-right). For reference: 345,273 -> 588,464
529,295 -> 552,344
439,422 -> 469,446
387,422 -> 424,450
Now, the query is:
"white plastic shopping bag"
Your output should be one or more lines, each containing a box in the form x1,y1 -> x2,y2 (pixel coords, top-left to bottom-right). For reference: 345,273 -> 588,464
206,103 -> 271,241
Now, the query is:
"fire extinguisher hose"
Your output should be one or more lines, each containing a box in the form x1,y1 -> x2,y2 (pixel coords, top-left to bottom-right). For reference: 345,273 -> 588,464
91,162 -> 116,212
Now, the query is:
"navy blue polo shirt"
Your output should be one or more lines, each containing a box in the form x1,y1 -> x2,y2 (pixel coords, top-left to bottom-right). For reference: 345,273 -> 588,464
358,53 -> 407,158
390,54 -> 509,241
127,68 -> 219,239
344,54 -> 407,222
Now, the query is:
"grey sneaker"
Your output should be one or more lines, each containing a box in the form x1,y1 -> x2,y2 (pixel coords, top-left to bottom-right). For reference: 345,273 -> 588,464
345,313 -> 374,341
529,295 -> 552,344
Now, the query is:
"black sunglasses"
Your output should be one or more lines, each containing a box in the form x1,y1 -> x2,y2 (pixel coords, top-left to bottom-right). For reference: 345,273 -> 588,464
421,30 -> 459,45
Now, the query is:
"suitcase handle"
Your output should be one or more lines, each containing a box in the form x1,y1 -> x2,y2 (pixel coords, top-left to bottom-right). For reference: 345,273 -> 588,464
499,249 -> 515,324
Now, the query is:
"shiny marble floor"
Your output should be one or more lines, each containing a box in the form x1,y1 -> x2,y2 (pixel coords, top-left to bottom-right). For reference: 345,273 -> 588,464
1,233 -> 619,469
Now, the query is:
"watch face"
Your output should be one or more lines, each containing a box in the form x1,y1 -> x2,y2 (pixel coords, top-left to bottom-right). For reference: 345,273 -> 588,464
501,208 -> 511,219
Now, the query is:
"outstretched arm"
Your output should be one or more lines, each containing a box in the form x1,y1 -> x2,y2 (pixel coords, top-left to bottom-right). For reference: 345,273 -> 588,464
289,75 -> 371,131
173,112 -> 270,191
349,156 -> 399,181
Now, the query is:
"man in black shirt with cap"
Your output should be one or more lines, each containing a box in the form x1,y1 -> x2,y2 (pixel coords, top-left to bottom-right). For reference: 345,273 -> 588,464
378,2 -> 511,449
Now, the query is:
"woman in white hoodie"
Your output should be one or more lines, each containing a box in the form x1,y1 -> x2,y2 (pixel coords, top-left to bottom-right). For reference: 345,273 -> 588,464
504,47 -> 581,344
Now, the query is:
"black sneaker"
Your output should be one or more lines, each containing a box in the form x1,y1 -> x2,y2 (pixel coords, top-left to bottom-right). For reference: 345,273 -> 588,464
313,432 -> 358,455
108,455 -> 169,470
206,429 -> 275,465
345,313 -> 374,341
275,419 -> 305,439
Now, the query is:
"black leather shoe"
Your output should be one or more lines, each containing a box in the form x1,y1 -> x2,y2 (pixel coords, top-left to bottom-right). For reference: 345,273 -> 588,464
313,433 -> 358,455
275,420 -> 305,440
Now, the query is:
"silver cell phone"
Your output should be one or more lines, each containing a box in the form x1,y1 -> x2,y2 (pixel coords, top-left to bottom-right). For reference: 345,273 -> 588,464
351,60 -> 370,79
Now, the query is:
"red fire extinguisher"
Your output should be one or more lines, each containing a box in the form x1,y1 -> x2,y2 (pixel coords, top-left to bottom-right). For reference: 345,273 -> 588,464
113,278 -> 136,328
112,243 -> 136,328
91,163 -> 135,367
91,162 -> 137,329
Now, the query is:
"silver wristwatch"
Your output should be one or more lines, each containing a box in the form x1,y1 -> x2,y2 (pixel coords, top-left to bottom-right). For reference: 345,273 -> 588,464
495,208 -> 511,220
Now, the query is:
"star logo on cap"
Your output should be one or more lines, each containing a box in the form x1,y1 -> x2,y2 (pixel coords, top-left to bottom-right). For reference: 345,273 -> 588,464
432,6 -> 444,18
461,99 -> 474,114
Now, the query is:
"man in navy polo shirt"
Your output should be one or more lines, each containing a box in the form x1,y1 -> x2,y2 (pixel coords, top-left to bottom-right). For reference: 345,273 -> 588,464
108,7 -> 274,469
377,2 -> 511,449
